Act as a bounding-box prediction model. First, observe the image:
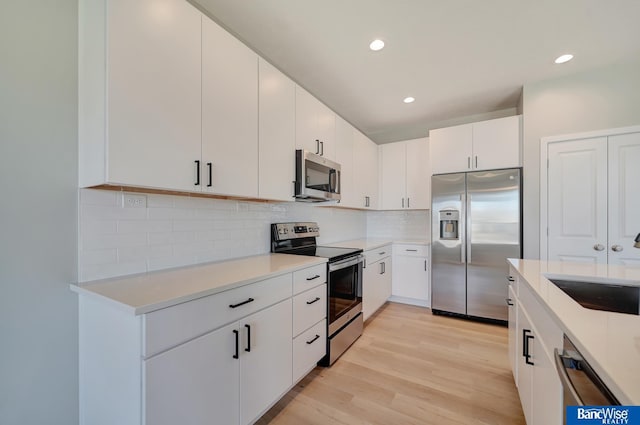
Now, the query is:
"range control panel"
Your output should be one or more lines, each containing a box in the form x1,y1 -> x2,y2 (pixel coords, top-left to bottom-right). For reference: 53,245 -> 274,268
272,222 -> 320,241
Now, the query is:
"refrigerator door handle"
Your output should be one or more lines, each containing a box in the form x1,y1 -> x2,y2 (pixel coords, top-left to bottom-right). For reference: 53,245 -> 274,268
460,194 -> 466,264
466,194 -> 472,264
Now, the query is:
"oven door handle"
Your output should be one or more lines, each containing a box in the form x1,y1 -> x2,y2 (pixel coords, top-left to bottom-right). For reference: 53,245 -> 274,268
328,254 -> 364,272
554,348 -> 584,406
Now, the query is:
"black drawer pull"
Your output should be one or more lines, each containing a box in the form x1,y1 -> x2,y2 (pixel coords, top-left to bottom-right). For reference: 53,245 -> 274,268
406,249 -> 418,252
306,297 -> 321,305
194,160 -> 200,186
506,298 -> 514,306
244,324 -> 251,352
523,329 -> 535,365
306,274 -> 321,281
229,298 -> 254,309
379,251 -> 386,255
232,329 -> 239,359
507,276 -> 515,282
306,334 -> 320,345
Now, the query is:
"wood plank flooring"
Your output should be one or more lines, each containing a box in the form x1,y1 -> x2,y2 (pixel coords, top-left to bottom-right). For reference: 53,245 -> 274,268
256,302 -> 525,425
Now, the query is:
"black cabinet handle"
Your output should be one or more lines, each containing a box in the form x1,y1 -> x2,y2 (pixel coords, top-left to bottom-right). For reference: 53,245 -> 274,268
229,298 -> 254,309
406,249 -> 418,252
306,274 -> 321,281
407,197 -> 410,208
233,329 -> 239,359
244,324 -> 251,352
506,298 -> 514,306
194,160 -> 200,186
320,141 -> 324,156
379,251 -> 386,255
402,198 -> 404,208
306,297 -> 321,305
424,260 -> 427,271
315,139 -> 320,154
207,162 -> 212,187
523,329 -> 534,365
508,276 -> 515,283
306,334 -> 320,345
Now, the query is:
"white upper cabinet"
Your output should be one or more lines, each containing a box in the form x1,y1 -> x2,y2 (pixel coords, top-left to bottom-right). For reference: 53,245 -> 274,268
295,86 -> 336,160
543,128 -> 640,265
353,130 -> 379,209
429,115 -> 521,175
334,116 -> 356,207
380,137 -> 430,210
79,0 -> 202,191
258,59 -> 296,201
202,17 -> 258,197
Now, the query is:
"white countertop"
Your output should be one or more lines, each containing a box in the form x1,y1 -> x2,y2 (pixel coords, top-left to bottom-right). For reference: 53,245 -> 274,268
70,254 -> 327,315
508,259 -> 640,405
327,238 -> 429,251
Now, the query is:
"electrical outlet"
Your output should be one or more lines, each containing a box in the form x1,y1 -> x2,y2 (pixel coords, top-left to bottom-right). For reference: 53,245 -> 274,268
122,193 -> 147,208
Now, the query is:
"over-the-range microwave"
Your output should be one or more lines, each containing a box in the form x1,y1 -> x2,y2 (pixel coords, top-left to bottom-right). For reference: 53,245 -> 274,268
294,149 -> 341,202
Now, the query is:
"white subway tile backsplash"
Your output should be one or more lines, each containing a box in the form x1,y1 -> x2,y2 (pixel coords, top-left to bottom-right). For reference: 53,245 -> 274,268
79,189 -> 430,282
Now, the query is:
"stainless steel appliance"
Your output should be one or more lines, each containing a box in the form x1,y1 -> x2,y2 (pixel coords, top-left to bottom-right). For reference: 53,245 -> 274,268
271,222 -> 363,365
431,168 -> 522,322
555,335 -> 619,425
295,150 -> 341,202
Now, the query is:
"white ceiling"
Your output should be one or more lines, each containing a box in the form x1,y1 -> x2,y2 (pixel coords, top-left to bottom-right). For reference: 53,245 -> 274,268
192,0 -> 640,143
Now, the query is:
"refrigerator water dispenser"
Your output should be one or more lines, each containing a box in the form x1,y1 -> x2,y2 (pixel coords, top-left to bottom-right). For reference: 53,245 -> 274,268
439,210 -> 459,240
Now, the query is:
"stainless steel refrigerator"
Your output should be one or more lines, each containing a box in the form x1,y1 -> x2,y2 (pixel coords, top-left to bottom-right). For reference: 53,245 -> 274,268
431,169 -> 522,322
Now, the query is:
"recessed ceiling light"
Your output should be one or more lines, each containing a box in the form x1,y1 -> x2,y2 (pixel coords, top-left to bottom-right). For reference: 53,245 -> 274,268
554,54 -> 574,64
369,39 -> 385,51
403,97 -> 415,104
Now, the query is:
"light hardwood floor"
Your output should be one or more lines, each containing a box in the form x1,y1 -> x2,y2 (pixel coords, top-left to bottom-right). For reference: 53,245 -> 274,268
257,302 -> 525,425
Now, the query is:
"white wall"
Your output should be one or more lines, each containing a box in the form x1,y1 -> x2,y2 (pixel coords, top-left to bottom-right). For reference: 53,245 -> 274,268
522,59 -> 640,259
79,189 -> 367,282
0,2 -> 79,424
367,210 -> 430,240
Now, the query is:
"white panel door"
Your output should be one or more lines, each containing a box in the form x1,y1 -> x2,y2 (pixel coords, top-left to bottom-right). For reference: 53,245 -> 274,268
240,299 -> 292,425
258,59 -> 296,201
429,123 -> 473,175
608,132 -> 640,266
144,322 -> 240,425
107,0 -> 202,191
547,138 -> 608,263
472,115 -> 521,171
202,17 -> 258,197
406,137 -> 431,209
335,116 -> 355,207
380,142 -> 406,210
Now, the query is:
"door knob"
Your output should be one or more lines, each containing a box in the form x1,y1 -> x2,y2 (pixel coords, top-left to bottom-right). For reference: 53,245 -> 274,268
611,244 -> 624,252
593,244 -> 605,251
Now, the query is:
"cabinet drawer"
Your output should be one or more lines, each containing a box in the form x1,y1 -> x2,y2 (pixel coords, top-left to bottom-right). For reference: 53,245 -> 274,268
365,245 -> 392,266
144,273 -> 292,357
393,244 -> 428,257
518,282 -> 563,357
293,284 -> 327,337
293,264 -> 326,295
293,319 -> 326,383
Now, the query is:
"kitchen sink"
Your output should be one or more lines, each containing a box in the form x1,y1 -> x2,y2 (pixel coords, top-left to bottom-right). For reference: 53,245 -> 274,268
547,278 -> 640,315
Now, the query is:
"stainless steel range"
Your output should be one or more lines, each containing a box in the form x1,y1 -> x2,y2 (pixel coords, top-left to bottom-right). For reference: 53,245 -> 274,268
271,222 -> 363,365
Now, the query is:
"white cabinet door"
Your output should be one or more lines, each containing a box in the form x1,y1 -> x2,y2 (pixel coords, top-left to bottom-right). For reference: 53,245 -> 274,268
531,342 -> 562,425
516,303 -> 534,425
202,17 -> 258,197
240,299 -> 292,425
354,131 -> 379,209
379,258 -> 392,303
472,115 -> 521,171
258,59 -> 296,201
106,0 -> 202,191
362,261 -> 377,321
507,285 -> 517,381
607,132 -> 640,266
391,255 -> 429,302
405,137 -> 430,209
429,123 -> 473,175
144,321 -> 240,425
335,116 -> 356,207
547,137 -> 608,263
295,87 -> 335,160
380,142 -> 406,210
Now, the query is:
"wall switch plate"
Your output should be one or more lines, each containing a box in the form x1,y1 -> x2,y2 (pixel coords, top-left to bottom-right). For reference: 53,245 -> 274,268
122,193 -> 147,208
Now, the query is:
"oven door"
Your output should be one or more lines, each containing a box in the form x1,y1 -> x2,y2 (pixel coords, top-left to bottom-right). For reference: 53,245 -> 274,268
327,255 -> 363,335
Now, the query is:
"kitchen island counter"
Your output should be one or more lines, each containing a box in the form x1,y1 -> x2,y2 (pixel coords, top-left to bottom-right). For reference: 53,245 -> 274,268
508,258 -> 640,405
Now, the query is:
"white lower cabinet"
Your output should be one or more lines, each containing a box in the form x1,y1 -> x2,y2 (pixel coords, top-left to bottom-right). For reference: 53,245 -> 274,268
510,268 -> 563,425
363,245 -> 392,321
79,264 -> 327,425
391,244 -> 430,307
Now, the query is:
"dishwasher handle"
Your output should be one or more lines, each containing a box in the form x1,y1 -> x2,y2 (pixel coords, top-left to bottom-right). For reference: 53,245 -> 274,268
554,348 -> 583,406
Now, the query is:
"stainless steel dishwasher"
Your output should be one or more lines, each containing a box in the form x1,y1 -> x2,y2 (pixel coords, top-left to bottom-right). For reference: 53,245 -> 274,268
555,334 -> 619,425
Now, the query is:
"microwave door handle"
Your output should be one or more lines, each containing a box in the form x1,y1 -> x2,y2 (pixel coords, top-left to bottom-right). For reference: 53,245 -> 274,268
329,169 -> 337,193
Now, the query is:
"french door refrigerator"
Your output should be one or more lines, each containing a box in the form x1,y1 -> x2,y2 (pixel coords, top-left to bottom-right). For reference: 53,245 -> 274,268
431,168 -> 522,322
